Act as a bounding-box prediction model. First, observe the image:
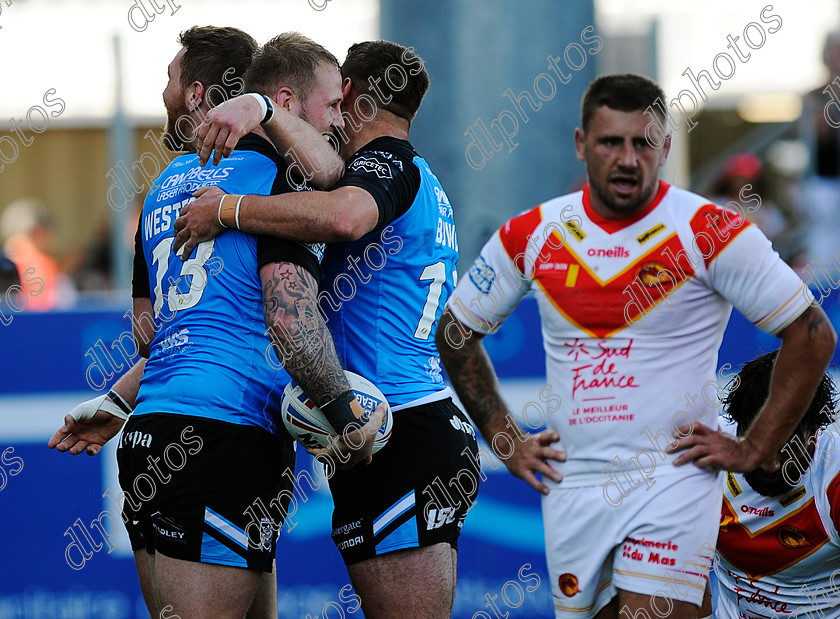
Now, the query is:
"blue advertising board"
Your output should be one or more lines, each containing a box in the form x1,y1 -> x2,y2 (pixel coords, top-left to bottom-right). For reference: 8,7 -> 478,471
1,290 -> 838,618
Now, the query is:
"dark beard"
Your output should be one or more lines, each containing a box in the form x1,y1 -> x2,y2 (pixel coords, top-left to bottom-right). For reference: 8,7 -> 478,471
743,469 -> 796,497
588,173 -> 658,215
162,101 -> 195,152
743,435 -> 815,497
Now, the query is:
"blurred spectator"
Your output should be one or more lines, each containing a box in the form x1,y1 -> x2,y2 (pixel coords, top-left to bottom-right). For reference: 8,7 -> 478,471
0,252 -> 21,296
711,153 -> 799,261
713,154 -> 782,236
0,198 -> 77,310
797,28 -> 840,286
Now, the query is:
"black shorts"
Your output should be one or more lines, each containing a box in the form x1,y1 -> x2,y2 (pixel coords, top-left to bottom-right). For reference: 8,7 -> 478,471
116,413 -> 295,572
328,397 -> 480,565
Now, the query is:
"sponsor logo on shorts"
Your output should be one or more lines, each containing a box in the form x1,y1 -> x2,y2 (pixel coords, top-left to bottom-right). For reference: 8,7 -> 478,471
259,518 -> 273,551
426,506 -> 456,530
449,415 -> 476,437
333,519 -> 362,537
152,520 -> 186,543
120,431 -> 152,448
559,573 -> 580,597
336,535 -> 365,550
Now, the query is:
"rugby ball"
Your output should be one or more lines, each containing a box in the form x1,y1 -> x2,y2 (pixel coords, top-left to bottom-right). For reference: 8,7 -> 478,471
281,371 -> 392,454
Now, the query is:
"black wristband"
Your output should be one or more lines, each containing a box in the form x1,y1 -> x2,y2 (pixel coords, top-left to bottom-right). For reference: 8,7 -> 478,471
321,390 -> 369,434
107,389 -> 133,416
260,95 -> 275,125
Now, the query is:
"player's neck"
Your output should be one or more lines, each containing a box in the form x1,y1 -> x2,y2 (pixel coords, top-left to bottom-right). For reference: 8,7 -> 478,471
347,117 -> 408,153
251,126 -> 271,147
587,183 -> 661,221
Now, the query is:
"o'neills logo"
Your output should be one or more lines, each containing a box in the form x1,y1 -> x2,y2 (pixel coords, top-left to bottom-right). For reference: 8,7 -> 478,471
587,246 -> 629,258
559,573 -> 580,597
740,505 -> 775,517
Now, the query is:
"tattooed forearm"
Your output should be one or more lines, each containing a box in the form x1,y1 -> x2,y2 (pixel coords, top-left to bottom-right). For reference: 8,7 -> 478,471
436,310 -> 509,431
808,307 -> 827,339
793,305 -> 831,340
261,261 -> 350,404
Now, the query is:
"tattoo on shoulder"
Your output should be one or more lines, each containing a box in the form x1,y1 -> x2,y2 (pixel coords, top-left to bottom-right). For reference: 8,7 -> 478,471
794,305 -> 827,339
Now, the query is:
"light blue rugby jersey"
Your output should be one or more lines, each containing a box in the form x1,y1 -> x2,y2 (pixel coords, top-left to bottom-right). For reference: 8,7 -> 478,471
321,137 -> 459,409
132,134 -> 311,434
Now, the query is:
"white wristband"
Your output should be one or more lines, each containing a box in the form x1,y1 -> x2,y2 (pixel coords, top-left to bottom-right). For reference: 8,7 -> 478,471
234,195 -> 243,230
246,92 -> 268,124
218,195 -> 229,229
68,394 -> 130,422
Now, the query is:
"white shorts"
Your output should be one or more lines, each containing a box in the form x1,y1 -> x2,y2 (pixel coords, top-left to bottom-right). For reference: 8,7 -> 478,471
543,468 -> 722,617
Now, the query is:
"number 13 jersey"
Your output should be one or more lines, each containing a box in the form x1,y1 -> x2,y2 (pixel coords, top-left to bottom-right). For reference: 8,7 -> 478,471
131,134 -> 321,434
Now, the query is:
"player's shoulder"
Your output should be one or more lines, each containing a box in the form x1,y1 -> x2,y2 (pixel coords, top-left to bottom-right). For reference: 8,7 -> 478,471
233,132 -> 278,157
500,190 -> 583,241
661,185 -> 749,232
540,190 -> 585,219
811,424 -> 840,491
158,151 -> 198,175
346,136 -> 418,179
803,424 -> 840,537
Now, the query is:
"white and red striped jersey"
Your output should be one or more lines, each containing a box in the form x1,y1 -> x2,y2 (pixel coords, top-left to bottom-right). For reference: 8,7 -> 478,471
447,181 -> 813,486
715,423 -> 840,618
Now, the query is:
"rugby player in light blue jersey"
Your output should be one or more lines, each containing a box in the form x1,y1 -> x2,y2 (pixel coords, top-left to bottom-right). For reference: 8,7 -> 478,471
171,40 -> 479,618
50,29 -> 383,618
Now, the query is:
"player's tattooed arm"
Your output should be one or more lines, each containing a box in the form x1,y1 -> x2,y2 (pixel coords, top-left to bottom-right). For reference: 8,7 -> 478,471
799,303 -> 832,340
435,310 -> 505,429
259,261 -> 351,405
436,310 -> 565,494
740,304 -> 837,458
672,303 -> 837,472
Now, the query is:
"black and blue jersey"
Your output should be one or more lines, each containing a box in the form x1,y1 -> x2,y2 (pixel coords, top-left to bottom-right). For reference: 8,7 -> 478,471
321,137 -> 459,409
131,134 -> 320,434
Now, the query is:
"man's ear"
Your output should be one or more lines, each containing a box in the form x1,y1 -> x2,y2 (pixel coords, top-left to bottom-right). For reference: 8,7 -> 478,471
274,87 -> 297,112
342,77 -> 352,100
660,134 -> 672,166
574,127 -> 586,162
189,81 -> 205,112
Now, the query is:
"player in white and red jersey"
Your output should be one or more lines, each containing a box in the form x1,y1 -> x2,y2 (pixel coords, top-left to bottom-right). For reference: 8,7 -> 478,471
437,74 -> 837,619
712,351 -> 840,618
